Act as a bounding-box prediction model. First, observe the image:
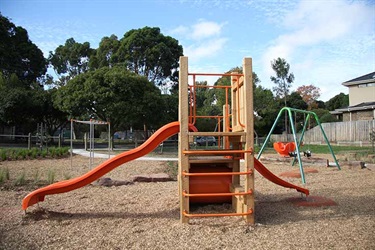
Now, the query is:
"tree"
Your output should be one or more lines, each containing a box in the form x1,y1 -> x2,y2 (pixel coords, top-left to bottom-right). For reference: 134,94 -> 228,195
325,93 -> 349,111
296,84 -> 321,110
310,108 -> 339,126
49,38 -> 94,85
54,66 -> 164,130
114,27 -> 183,86
0,72 -> 66,134
89,35 -> 120,69
0,14 -> 47,85
254,85 -> 278,136
270,58 -> 295,106
270,57 -> 295,134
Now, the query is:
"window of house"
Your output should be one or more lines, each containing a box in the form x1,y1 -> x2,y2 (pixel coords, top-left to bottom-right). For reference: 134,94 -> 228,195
358,83 -> 375,87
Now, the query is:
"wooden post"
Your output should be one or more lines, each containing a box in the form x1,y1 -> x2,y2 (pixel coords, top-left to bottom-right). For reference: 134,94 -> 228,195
28,133 -> 31,150
178,56 -> 190,223
231,72 -> 238,131
243,57 -> 255,224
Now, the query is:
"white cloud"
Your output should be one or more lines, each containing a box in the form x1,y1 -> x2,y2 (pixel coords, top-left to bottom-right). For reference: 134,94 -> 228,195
191,20 -> 225,40
169,25 -> 189,36
260,0 -> 375,100
169,20 -> 228,61
185,38 -> 228,60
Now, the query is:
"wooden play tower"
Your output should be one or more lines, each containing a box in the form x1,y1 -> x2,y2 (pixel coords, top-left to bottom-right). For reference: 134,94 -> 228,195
178,56 -> 255,224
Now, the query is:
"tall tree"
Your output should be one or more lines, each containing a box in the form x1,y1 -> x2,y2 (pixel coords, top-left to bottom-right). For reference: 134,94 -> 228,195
0,14 -> 47,85
114,27 -> 183,86
89,35 -> 120,69
296,84 -> 321,110
270,57 -> 295,135
270,57 -> 295,106
0,72 -> 66,134
49,38 -> 94,85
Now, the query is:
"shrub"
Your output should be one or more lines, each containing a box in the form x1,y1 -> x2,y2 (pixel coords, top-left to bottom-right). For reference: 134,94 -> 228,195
0,167 -> 10,183
41,150 -> 47,158
47,169 -> 55,184
19,149 -> 27,159
33,170 -> 40,184
63,172 -> 72,180
0,147 -> 71,161
14,171 -> 26,186
0,169 -> 5,183
0,149 -> 7,161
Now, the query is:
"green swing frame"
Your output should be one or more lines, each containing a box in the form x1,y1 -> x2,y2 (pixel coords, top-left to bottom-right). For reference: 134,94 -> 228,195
257,107 -> 340,184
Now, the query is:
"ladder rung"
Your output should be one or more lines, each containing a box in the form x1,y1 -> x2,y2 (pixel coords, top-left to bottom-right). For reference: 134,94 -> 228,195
188,132 -> 245,137
183,209 -> 253,218
183,190 -> 253,197
182,170 -> 253,177
183,149 -> 252,155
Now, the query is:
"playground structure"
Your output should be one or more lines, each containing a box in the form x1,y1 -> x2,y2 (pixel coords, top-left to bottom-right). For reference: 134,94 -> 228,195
22,57 -> 309,224
273,141 -> 296,157
70,119 -> 111,169
257,107 -> 341,184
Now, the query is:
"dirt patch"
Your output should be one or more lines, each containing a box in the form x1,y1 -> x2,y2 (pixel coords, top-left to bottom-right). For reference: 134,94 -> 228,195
0,155 -> 374,249
279,167 -> 319,178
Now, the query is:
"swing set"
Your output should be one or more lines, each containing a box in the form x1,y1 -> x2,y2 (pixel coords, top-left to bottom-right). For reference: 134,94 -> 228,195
257,107 -> 341,184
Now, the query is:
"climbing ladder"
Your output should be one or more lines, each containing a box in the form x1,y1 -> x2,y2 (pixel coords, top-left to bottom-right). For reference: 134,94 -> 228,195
178,56 -> 255,224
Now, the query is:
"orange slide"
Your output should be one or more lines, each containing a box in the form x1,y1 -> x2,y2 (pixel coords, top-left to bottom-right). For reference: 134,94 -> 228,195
22,121 -> 197,210
254,158 -> 309,195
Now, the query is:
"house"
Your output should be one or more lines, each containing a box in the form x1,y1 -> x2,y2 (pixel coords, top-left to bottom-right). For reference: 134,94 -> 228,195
331,72 -> 375,121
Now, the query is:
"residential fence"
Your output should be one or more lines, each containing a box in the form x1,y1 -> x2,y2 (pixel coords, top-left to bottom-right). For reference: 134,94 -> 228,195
270,120 -> 375,146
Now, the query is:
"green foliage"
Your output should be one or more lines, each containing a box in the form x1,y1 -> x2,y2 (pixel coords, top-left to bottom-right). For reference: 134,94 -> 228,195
0,69 -> 67,135
14,171 -> 26,186
54,66 -> 165,130
113,27 -> 183,85
0,149 -> 7,161
0,172 -> 4,184
0,168 -> 10,183
33,170 -> 41,184
49,37 -> 94,83
63,172 -> 72,180
47,169 -> 56,184
325,93 -> 349,111
0,147 -> 70,161
0,14 -> 47,83
270,58 -> 295,105
89,35 -> 120,69
287,92 -> 308,110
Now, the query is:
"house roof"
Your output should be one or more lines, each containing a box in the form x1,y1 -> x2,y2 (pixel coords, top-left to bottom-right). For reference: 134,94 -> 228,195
330,101 -> 375,114
342,71 -> 375,86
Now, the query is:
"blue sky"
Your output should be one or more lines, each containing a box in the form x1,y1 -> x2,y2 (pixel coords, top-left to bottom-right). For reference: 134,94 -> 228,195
1,0 -> 374,101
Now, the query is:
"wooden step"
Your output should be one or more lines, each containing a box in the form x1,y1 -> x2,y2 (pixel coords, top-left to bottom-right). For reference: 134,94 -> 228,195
188,156 -> 235,164
188,132 -> 245,137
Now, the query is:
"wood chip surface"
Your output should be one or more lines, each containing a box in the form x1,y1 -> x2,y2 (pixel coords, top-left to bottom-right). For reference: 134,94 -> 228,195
0,155 -> 374,249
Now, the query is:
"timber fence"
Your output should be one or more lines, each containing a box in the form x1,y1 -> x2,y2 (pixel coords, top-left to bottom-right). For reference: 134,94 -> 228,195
270,120 -> 375,146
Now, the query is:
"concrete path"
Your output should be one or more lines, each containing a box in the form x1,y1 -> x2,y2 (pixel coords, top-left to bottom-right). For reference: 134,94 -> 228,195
72,149 -> 178,161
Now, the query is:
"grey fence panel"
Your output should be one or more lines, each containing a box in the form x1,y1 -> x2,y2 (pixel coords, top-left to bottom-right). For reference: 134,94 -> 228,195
270,120 -> 375,144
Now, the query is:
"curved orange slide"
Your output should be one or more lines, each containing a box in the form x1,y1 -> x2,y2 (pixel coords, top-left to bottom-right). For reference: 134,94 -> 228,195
22,121 -> 197,210
254,158 -> 309,195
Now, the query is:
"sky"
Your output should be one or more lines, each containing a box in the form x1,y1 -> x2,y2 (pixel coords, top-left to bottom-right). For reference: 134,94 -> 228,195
1,0 -> 374,101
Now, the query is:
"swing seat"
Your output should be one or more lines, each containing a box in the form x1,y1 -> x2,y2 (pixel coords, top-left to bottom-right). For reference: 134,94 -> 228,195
273,142 -> 296,157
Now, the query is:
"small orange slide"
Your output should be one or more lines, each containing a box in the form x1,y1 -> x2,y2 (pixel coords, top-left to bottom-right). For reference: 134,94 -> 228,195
254,158 -> 309,195
22,121 -> 197,210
